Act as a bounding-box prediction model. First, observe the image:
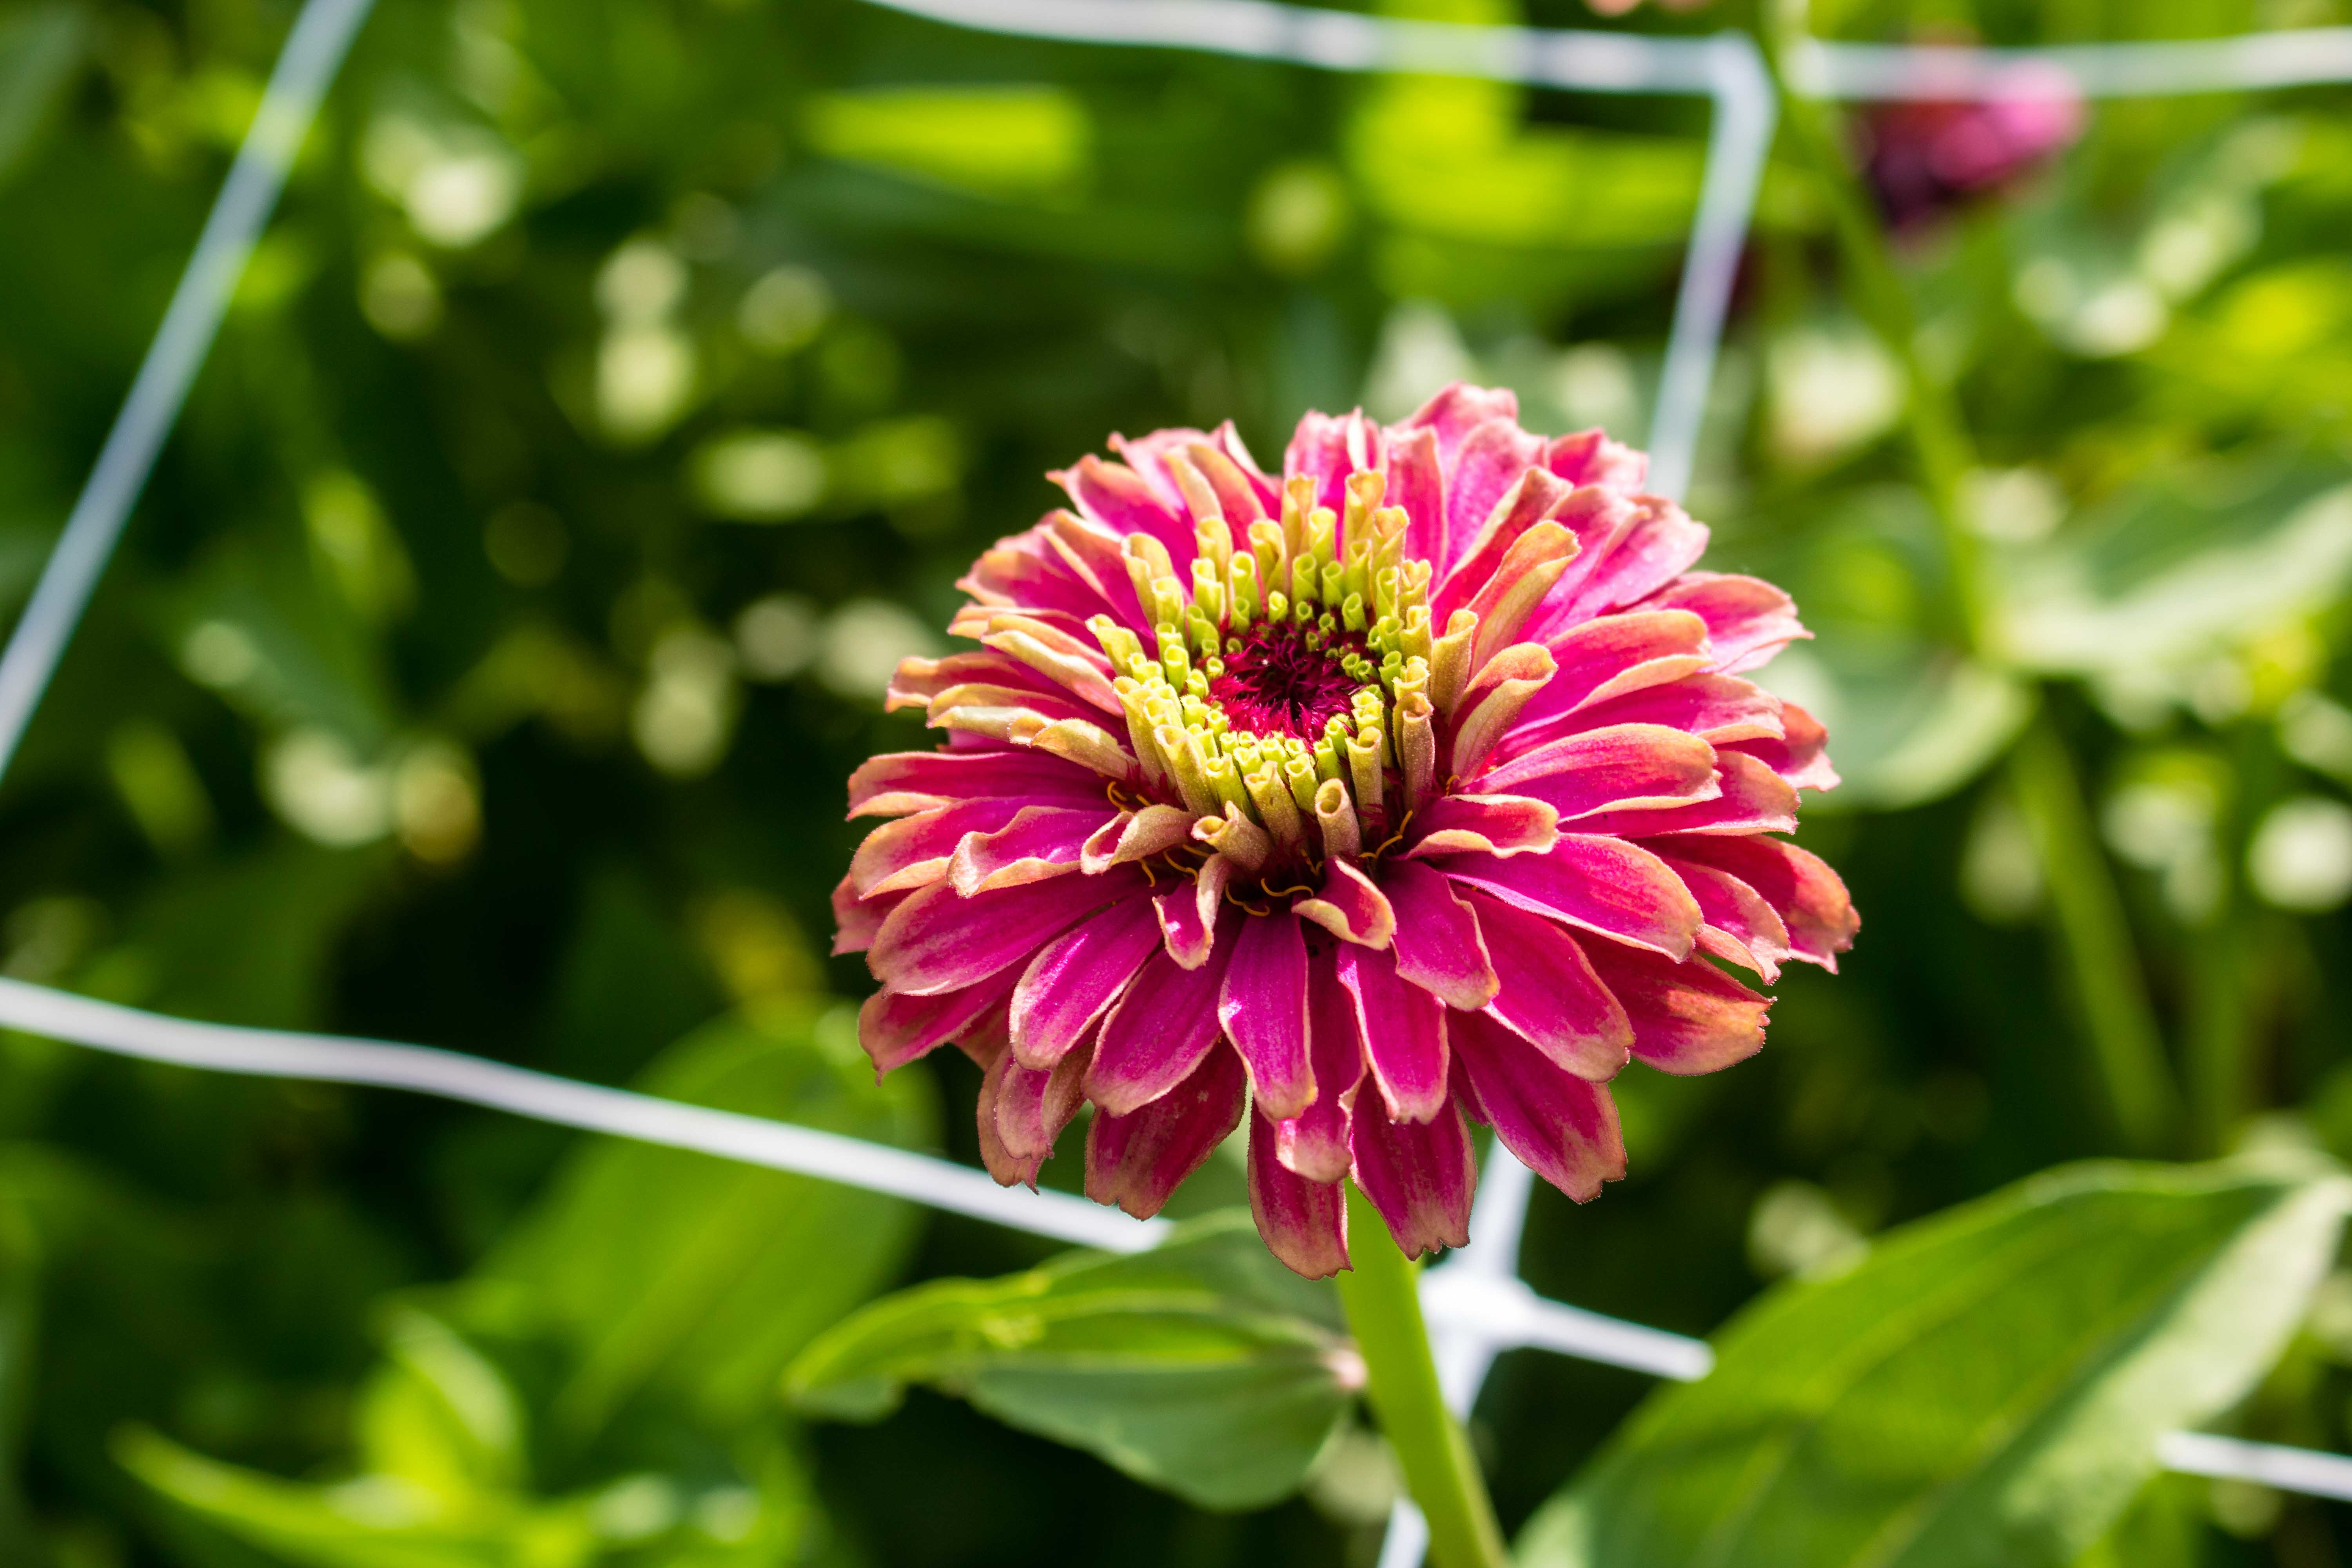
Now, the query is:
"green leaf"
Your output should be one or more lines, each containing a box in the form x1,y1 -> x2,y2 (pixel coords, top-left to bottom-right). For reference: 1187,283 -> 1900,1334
0,5 -> 85,189
355,1308 -> 527,1498
473,1004 -> 935,1438
1518,1158 -> 2351,1568
786,1211 -> 1357,1511
116,1426 -> 544,1568
803,86 -> 1093,205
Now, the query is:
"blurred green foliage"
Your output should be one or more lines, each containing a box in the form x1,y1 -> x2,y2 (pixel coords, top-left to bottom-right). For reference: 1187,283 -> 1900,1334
4,0 -> 2352,1561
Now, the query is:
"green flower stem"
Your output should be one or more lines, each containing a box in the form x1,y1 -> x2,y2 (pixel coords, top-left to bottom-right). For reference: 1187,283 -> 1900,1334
1760,5 -> 2181,1153
1334,1182 -> 1508,1568
2009,714 -> 2182,1152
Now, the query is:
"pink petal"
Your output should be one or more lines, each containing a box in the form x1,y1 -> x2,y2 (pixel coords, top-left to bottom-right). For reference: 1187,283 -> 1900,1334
1053,454 -> 1196,569
1042,511 -> 1154,634
1080,804 -> 1195,873
1580,751 -> 1798,838
1395,381 -> 1520,469
958,523 -> 1119,628
848,747 -> 1104,819
1450,1011 -> 1625,1201
868,869 -> 1138,996
1401,793 -> 1559,859
948,805 -> 1112,895
995,1038 -> 1094,1167
849,797 -> 1033,899
975,1043 -> 1043,1187
1349,1100 -> 1474,1259
832,870 -> 906,956
1278,950 -> 1366,1182
1207,420 -> 1284,515
1087,936 -> 1234,1115
1556,673 -> 1784,750
886,650 -> 1069,712
1009,895 -> 1165,1069
1336,942 -> 1448,1124
1433,466 -> 1573,621
1548,494 -> 1711,623
859,969 -> 1019,1074
1544,428 -> 1646,494
1294,858 -> 1396,948
1249,1110 -> 1348,1279
1285,409 -> 1372,512
1473,724 -> 1720,822
1085,1045 -> 1248,1219
1381,861 -> 1499,1011
1219,911 -> 1314,1121
1108,426 -> 1216,516
1432,836 -> 1702,959
1645,571 -> 1809,674
1652,833 -> 1859,971
1437,419 -> 1550,579
1450,642 -> 1560,780
1383,425 -> 1448,565
1457,890 -> 1632,1080
1157,856 -> 1236,967
1660,856 -> 1793,982
1580,937 -> 1771,1075
1183,439 -> 1271,525
1515,609 -> 1711,731
1729,699 -> 1840,792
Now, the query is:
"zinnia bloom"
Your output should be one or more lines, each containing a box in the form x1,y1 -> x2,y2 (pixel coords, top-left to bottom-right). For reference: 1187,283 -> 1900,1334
1862,62 -> 2082,231
837,383 -> 1857,1278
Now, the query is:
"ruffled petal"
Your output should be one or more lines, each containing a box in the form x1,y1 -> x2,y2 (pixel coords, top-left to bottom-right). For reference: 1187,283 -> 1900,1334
1450,1011 -> 1626,1201
1400,793 -> 1559,859
1577,750 -> 1798,838
1381,860 -> 1498,1011
1249,1110 -> 1348,1279
1473,723 -> 1720,821
1349,1099 -> 1475,1259
1054,454 -> 1196,568
1085,1045 -> 1247,1219
1649,833 -> 1858,971
860,969 -> 1020,1074
1278,947 -> 1366,1181
1432,836 -> 1702,958
1457,889 -> 1632,1080
1009,895 -> 1165,1068
848,747 -> 1105,819
948,804 -> 1115,895
1644,571 -> 1808,674
1219,909 -> 1314,1120
1335,942 -> 1448,1124
868,869 -> 1139,996
1579,937 -> 1771,1074
1086,936 -> 1235,1114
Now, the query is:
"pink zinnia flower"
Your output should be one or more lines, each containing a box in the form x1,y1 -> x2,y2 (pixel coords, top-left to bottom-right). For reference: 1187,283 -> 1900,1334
1862,62 -> 2083,231
836,384 -> 1857,1278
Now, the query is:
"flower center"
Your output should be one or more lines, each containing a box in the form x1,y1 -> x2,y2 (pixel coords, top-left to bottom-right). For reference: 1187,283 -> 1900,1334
1207,621 -> 1370,742
1086,469 -> 1450,867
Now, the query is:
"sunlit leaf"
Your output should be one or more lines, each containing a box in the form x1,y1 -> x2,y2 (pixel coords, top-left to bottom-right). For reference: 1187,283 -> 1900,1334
1518,1159 -> 2351,1568
787,1211 -> 1359,1510
473,1004 -> 935,1438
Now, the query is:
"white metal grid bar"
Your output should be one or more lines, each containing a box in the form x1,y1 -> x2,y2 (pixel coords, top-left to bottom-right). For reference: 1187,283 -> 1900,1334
0,0 -> 379,781
0,0 -> 2344,1548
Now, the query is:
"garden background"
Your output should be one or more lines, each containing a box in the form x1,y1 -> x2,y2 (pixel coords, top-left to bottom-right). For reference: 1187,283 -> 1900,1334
5,0 -> 2352,1562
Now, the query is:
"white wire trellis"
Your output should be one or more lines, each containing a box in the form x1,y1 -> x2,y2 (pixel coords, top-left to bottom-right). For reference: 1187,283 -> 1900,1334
7,0 -> 2352,1559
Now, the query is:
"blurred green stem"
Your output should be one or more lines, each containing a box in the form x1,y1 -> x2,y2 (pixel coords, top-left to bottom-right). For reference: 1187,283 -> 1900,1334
2183,918 -> 2250,1156
1334,1183 -> 1506,1568
2009,715 -> 2182,1152
1760,5 -> 2179,1153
